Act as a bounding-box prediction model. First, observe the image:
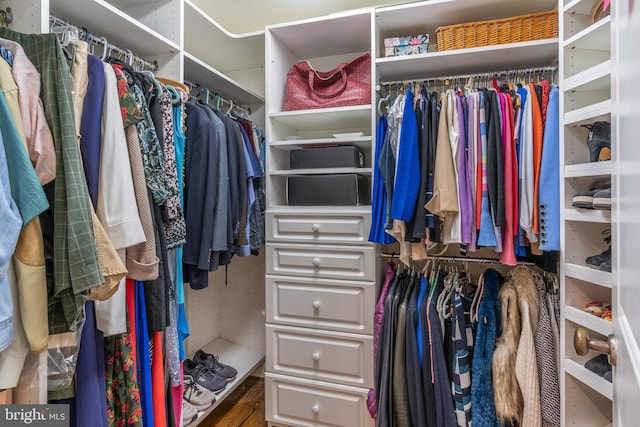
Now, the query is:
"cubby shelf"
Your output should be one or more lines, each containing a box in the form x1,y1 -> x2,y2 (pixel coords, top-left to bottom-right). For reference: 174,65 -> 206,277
565,358 -> 613,400
563,208 -> 611,223
564,99 -> 611,126
565,305 -> 613,337
564,263 -> 612,288
564,161 -> 612,178
563,15 -> 611,51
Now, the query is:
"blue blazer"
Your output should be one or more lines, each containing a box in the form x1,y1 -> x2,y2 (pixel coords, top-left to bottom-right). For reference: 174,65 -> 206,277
538,85 -> 560,251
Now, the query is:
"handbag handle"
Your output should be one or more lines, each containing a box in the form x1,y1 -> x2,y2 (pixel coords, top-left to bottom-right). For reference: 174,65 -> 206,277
308,67 -> 348,99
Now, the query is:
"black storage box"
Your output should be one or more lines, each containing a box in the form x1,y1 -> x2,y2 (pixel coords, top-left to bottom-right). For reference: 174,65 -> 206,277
287,174 -> 371,206
290,145 -> 364,169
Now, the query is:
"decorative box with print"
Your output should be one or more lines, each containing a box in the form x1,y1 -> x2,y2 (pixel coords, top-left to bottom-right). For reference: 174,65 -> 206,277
383,34 -> 429,57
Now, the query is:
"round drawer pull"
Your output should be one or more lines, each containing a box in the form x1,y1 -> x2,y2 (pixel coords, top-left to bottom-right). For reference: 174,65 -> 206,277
311,223 -> 320,232
311,405 -> 320,414
312,300 -> 321,310
312,352 -> 320,361
312,258 -> 321,267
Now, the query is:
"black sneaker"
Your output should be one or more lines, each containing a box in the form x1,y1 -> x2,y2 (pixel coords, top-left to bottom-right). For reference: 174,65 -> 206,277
193,349 -> 238,382
585,229 -> 611,272
183,359 -> 227,393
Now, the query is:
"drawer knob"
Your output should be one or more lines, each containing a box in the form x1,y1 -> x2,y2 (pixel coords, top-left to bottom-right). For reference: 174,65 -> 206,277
312,352 -> 320,361
312,258 -> 321,267
312,300 -> 321,310
311,404 -> 320,414
311,223 -> 320,232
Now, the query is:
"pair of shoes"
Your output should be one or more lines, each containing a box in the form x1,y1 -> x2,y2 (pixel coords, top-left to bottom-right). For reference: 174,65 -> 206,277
572,178 -> 611,210
184,375 -> 217,410
183,400 -> 199,426
183,358 -> 227,393
582,121 -> 611,162
584,354 -> 612,382
585,229 -> 611,272
193,349 -> 238,382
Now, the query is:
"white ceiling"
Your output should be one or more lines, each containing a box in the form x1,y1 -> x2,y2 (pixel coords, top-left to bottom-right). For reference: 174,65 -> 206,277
191,0 -> 417,34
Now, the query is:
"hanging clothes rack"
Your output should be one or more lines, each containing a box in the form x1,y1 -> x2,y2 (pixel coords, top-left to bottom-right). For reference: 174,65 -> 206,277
49,14 -> 158,72
183,79 -> 252,116
378,65 -> 557,88
378,252 -> 538,267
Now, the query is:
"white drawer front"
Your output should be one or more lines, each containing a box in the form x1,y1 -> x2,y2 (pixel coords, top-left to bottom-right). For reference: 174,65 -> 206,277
266,325 -> 373,387
266,275 -> 374,334
266,374 -> 371,427
267,211 -> 371,244
266,243 -> 375,281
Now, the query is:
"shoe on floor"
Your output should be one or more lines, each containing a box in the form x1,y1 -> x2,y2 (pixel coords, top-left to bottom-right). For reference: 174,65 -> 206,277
183,359 -> 227,393
593,188 -> 611,210
184,375 -> 217,410
194,349 -> 238,382
183,400 -> 199,426
572,178 -> 610,209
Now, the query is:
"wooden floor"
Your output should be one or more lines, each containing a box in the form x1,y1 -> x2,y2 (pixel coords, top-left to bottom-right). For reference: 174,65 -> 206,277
197,376 -> 267,427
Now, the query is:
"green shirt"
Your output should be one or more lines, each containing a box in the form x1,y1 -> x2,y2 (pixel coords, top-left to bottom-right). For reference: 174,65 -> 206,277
0,28 -> 103,333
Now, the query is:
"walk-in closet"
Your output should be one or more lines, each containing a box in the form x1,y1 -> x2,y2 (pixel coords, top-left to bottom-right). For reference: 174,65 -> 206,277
0,0 -> 638,426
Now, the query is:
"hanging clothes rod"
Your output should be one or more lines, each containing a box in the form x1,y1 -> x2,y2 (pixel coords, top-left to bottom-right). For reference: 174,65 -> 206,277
183,79 -> 252,116
49,14 -> 158,72
378,252 -> 538,266
378,65 -> 557,88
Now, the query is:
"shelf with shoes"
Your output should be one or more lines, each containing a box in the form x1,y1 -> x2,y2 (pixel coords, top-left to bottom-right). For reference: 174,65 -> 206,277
560,0 -> 614,422
187,338 -> 264,426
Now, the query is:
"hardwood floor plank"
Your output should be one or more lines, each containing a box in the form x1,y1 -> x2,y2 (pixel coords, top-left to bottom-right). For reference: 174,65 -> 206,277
196,377 -> 266,427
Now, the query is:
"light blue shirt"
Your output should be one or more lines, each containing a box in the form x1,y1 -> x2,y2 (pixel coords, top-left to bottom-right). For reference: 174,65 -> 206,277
0,130 -> 23,351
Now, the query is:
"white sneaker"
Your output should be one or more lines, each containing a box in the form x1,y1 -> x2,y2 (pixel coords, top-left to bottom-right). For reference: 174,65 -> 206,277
184,375 -> 217,410
183,400 -> 199,426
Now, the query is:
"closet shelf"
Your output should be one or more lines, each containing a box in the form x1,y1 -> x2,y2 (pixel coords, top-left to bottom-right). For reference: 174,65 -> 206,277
270,137 -> 372,152
565,358 -> 613,400
269,106 -> 371,131
270,167 -> 372,176
564,99 -> 611,126
563,60 -> 611,92
375,39 -> 559,82
564,161 -> 612,178
375,0 -> 557,34
564,208 -> 611,223
565,305 -> 613,337
184,0 -> 264,72
563,15 -> 611,51
190,338 -> 265,426
563,0 -> 597,15
50,0 -> 180,56
183,52 -> 265,105
564,263 -> 612,288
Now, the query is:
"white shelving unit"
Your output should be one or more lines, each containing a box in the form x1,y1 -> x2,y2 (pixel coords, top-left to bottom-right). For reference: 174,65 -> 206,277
560,0 -> 614,423
0,0 -> 266,419
264,9 -> 377,427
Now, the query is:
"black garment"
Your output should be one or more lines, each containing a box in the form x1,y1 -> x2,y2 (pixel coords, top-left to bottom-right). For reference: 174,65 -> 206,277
376,272 -> 400,426
183,101 -> 219,289
484,90 -> 505,227
405,274 -> 427,427
393,273 -> 414,426
214,110 -> 247,247
419,276 -> 437,427
425,93 -> 440,242
144,190 -> 169,332
407,91 -> 428,241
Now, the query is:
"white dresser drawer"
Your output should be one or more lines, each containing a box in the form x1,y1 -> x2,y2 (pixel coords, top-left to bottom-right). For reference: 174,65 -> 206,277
266,243 -> 375,281
265,374 -> 372,427
266,275 -> 374,334
266,325 -> 373,387
266,211 -> 371,244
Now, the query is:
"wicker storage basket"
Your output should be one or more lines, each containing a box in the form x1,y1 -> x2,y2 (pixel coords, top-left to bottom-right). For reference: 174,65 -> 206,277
435,10 -> 558,51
